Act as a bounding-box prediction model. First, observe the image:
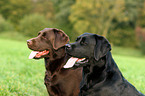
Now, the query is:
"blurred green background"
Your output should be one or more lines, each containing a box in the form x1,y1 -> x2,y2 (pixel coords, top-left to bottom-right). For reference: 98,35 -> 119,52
0,0 -> 145,48
0,0 -> 145,95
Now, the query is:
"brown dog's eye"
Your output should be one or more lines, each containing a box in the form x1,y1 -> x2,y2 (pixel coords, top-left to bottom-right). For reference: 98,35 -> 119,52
42,32 -> 46,36
38,32 -> 40,36
42,32 -> 47,39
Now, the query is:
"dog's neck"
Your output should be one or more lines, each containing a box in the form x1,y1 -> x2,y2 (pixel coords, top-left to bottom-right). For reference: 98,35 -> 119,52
44,47 -> 68,75
81,57 -> 106,89
81,52 -> 123,90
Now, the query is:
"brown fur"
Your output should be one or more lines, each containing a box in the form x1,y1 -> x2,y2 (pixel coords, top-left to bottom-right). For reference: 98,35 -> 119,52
27,28 -> 82,96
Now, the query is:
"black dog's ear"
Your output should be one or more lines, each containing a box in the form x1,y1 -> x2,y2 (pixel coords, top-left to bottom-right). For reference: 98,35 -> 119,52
94,35 -> 111,61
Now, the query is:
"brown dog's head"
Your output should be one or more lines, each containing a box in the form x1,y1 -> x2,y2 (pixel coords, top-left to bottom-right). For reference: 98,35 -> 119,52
27,28 -> 69,59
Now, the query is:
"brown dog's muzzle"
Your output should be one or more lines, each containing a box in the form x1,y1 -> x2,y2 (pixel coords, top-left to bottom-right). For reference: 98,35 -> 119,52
27,38 -> 36,49
27,40 -> 33,46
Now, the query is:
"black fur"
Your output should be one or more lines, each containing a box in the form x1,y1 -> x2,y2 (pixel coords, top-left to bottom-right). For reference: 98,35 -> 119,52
65,33 -> 144,96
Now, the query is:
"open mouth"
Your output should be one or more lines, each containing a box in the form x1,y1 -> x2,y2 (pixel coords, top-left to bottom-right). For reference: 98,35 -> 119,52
63,57 -> 88,68
29,50 -> 50,59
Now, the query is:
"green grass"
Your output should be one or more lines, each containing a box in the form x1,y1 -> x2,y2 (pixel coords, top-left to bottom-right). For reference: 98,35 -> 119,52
0,39 -> 48,96
113,55 -> 145,93
0,38 -> 145,95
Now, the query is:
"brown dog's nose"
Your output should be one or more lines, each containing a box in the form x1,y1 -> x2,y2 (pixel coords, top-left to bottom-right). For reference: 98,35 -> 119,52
27,40 -> 32,45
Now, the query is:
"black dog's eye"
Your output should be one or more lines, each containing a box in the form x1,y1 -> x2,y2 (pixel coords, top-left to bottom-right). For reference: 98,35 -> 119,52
80,38 -> 87,45
76,37 -> 81,41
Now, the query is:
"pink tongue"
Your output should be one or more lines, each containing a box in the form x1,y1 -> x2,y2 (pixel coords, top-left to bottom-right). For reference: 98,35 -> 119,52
63,57 -> 78,68
28,50 -> 49,59
29,51 -> 38,59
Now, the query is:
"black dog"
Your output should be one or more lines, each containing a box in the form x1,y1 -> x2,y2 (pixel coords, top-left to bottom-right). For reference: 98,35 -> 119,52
65,33 -> 144,96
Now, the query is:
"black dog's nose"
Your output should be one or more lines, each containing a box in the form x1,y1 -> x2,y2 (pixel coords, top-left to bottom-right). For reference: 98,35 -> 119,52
65,44 -> 71,49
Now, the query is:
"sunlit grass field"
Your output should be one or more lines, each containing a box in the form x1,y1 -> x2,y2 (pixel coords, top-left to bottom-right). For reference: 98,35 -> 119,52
0,39 -> 145,95
0,39 -> 48,96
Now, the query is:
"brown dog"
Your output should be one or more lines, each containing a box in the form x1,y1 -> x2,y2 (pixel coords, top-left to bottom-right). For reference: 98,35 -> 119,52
27,28 -> 82,96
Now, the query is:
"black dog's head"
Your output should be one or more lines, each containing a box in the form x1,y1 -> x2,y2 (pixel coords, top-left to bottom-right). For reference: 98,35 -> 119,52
64,33 -> 111,68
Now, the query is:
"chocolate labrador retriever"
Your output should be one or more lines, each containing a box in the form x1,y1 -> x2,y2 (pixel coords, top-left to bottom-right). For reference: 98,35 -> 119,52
64,33 -> 144,96
27,28 -> 82,96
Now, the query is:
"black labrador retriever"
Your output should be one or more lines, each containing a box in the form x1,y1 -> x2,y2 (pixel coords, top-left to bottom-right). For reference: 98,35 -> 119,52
64,33 -> 144,96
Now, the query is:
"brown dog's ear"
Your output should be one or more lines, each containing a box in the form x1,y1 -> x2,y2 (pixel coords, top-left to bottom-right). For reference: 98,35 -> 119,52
52,28 -> 69,50
94,35 -> 111,61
